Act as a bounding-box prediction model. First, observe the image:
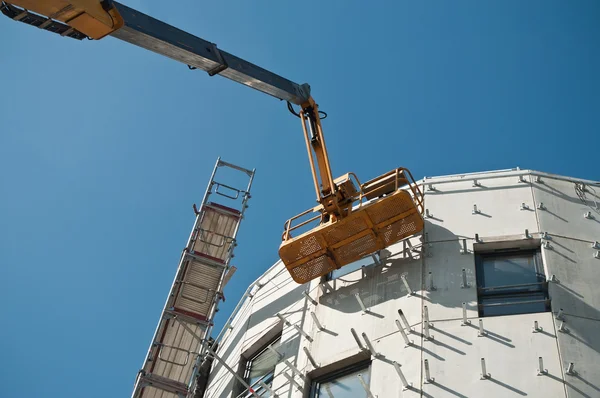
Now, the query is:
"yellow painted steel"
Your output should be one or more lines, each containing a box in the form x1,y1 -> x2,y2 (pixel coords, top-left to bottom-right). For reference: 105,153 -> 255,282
8,0 -> 123,38
280,168 -> 425,284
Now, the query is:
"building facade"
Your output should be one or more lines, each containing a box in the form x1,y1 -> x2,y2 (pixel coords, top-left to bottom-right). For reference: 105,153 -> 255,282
201,169 -> 600,398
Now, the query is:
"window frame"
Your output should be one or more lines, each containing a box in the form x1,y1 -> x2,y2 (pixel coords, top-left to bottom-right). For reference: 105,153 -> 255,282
474,247 -> 550,318
234,333 -> 282,398
309,360 -> 372,398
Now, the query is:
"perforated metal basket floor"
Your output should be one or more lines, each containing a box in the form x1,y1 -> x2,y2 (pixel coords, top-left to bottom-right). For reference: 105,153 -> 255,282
279,190 -> 424,284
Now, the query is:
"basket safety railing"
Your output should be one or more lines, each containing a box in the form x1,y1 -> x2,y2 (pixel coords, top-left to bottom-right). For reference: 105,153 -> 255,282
282,167 -> 424,241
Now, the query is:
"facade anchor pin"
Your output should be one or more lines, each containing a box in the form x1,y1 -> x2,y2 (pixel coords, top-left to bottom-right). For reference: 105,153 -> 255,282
592,241 -> 600,250
566,362 -> 576,376
361,332 -> 380,357
584,211 -> 593,219
595,251 -> 600,260
478,319 -> 487,337
310,312 -> 325,331
398,309 -> 413,332
537,357 -> 547,376
351,328 -> 366,351
461,302 -> 471,326
472,204 -> 481,215
393,362 -> 413,391
395,319 -> 413,347
401,274 -> 416,296
558,320 -> 569,333
423,307 -> 434,340
355,293 -> 369,314
537,202 -> 546,210
303,291 -> 318,306
425,209 -> 433,218
303,347 -> 320,369
480,358 -> 491,379
556,308 -> 564,321
473,179 -> 481,187
424,359 -> 435,383
533,321 -> 542,333
520,203 -> 529,210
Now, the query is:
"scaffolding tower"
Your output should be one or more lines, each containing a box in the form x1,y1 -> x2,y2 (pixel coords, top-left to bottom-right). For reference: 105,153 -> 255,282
132,158 -> 255,398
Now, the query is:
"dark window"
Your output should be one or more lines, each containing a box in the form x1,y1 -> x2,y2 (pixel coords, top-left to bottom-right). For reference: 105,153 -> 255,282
475,249 -> 549,317
310,361 -> 371,398
238,336 -> 281,397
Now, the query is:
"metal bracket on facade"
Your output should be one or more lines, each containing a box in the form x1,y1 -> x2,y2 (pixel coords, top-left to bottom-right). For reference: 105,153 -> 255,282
303,347 -> 320,369
303,291 -> 319,306
558,320 -> 569,333
351,328 -> 367,351
310,311 -> 325,331
461,302 -> 471,326
395,319 -> 413,347
424,359 -> 435,383
480,358 -> 491,379
537,357 -> 548,376
392,361 -> 413,391
362,332 -> 381,357
478,319 -> 487,337
398,309 -> 414,332
357,374 -> 376,398
355,293 -> 370,314
401,274 -> 416,296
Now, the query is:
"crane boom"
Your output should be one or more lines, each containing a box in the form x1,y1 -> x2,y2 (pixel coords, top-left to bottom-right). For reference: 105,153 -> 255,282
3,0 -> 425,286
1,1 -> 311,104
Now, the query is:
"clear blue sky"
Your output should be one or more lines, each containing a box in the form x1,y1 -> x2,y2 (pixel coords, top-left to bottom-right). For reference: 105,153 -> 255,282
1,1 -> 598,397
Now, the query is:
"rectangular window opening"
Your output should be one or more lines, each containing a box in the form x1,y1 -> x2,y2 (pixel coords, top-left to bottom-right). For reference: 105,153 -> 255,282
235,334 -> 282,398
310,360 -> 372,398
475,248 -> 550,317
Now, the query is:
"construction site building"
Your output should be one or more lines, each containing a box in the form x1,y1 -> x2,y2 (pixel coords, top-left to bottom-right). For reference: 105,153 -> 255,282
201,168 -> 600,398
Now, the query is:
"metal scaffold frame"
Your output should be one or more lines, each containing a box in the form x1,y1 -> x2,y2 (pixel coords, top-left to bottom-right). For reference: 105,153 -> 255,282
132,158 -> 255,398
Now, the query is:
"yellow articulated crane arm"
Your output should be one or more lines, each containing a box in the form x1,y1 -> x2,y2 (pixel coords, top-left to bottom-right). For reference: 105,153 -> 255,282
2,0 -> 424,284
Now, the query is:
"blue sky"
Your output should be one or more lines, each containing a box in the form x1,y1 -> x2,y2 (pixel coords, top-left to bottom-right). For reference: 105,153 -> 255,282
1,1 -> 598,397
